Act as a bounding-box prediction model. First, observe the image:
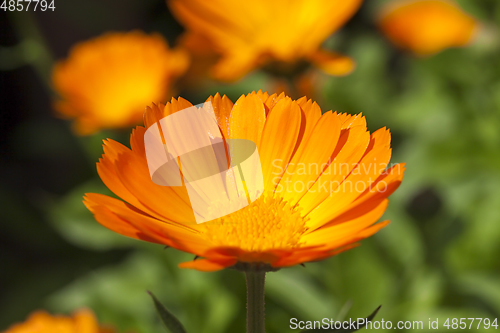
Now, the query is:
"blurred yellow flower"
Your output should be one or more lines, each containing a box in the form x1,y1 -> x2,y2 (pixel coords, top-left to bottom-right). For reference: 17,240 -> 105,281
3,309 -> 115,333
168,0 -> 363,81
378,0 -> 479,55
84,91 -> 405,272
52,31 -> 189,135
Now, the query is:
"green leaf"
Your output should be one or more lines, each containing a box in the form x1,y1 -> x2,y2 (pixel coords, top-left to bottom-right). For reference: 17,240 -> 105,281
301,305 -> 381,332
148,291 -> 187,333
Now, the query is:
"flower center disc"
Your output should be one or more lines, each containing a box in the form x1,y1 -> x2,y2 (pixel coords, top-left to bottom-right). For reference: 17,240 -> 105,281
202,195 -> 307,252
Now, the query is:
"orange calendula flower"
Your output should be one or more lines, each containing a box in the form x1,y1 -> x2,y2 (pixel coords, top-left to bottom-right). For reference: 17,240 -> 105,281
52,31 -> 189,135
84,91 -> 405,272
168,0 -> 363,81
378,0 -> 479,55
3,309 -> 116,333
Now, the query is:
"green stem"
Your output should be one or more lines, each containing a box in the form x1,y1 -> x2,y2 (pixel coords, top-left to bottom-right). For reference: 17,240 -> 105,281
245,270 -> 266,333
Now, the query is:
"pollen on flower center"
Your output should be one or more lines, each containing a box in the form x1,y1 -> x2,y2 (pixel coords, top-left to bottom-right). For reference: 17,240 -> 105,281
202,195 -> 308,252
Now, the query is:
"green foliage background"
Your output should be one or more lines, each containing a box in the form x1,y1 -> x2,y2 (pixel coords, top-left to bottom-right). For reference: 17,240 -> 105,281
1,0 -> 500,332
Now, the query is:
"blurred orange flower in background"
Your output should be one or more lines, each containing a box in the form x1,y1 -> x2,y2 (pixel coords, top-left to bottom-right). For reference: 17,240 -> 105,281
84,91 -> 405,272
52,31 -> 189,135
378,0 -> 479,56
3,309 -> 116,333
168,0 -> 363,81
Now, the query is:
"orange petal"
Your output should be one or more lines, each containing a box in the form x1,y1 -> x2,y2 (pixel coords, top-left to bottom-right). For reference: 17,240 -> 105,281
130,126 -> 147,155
297,97 -> 322,139
229,93 -> 266,146
278,111 -> 342,205
84,193 -> 208,255
179,258 -> 238,271
308,49 -> 356,76
306,127 -> 393,228
97,138 -> 163,220
254,89 -> 270,103
338,112 -> 367,130
310,220 -> 390,255
338,163 -> 406,217
298,124 -> 371,215
272,243 -> 360,268
144,103 -> 166,130
264,92 -> 287,113
259,98 -> 302,192
303,200 -> 389,244
83,193 -> 165,244
166,96 -> 194,115
206,93 -> 234,138
280,221 -> 389,267
111,151 -> 197,224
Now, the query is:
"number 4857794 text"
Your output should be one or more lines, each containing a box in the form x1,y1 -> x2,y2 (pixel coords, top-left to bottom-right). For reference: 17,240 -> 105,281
1,0 -> 55,11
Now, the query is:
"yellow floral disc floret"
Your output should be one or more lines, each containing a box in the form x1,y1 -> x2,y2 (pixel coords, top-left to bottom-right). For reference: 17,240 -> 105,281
204,194 -> 308,252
